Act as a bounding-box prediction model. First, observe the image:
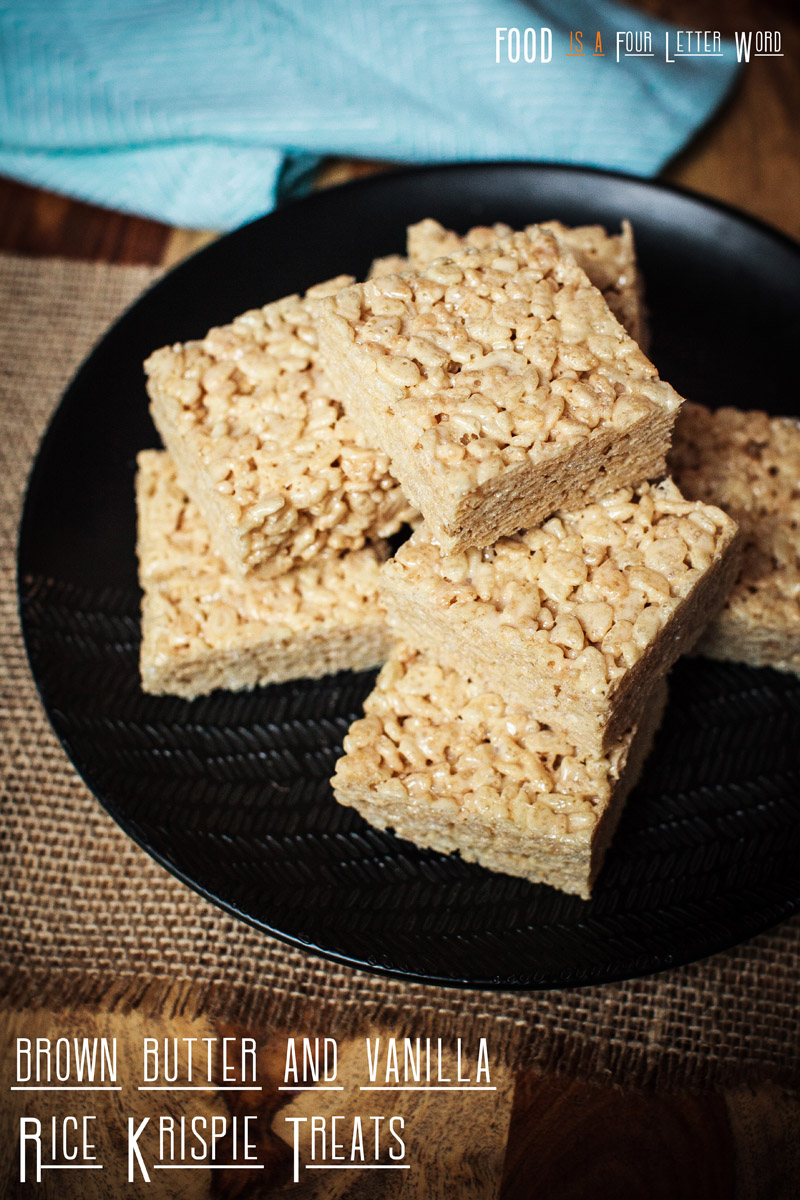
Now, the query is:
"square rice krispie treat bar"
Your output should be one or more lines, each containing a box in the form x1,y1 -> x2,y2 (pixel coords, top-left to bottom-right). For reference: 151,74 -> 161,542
399,217 -> 649,349
332,643 -> 668,898
669,402 -> 800,674
380,479 -> 740,753
144,277 -> 415,581
137,450 -> 393,699
317,229 -> 682,554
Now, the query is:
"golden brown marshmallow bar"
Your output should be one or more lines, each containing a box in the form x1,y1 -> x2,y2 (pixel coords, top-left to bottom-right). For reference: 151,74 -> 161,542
399,217 -> 649,349
380,479 -> 741,753
137,451 -> 393,699
332,643 -> 668,898
317,229 -> 682,554
669,402 -> 800,675
144,278 -> 415,582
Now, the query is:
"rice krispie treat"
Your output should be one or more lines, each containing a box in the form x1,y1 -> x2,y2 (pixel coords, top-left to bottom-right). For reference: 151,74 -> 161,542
317,229 -> 682,554
332,643 -> 668,898
669,402 -> 800,674
144,277 -> 415,581
368,253 -> 412,279
402,217 -> 649,348
381,479 -> 740,753
137,451 -> 393,699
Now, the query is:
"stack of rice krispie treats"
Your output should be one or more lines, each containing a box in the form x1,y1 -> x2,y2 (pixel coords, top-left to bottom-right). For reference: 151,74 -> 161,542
138,214 -> 800,898
316,223 -> 743,898
138,276 -> 417,697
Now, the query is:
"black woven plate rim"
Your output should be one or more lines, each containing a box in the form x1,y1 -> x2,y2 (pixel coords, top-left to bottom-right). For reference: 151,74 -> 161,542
17,161 -> 800,991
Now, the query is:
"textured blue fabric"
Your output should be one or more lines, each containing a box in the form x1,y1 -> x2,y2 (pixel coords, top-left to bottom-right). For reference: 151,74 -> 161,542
0,0 -> 740,229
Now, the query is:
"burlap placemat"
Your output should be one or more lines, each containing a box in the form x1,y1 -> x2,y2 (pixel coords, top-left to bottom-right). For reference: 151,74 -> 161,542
2,250 -> 798,1091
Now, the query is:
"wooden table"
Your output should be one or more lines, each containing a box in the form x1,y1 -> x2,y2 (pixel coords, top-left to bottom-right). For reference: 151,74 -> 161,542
3,1 -> 799,1194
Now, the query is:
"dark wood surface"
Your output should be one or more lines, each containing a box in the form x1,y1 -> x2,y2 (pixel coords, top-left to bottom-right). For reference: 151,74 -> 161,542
2,1 -> 799,1194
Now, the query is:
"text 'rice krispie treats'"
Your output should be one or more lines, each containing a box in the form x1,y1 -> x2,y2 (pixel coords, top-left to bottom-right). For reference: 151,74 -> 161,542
670,402 -> 800,674
137,450 -> 393,699
317,228 -> 682,554
332,644 -> 668,898
144,277 -> 416,581
395,217 -> 649,349
381,479 -> 741,753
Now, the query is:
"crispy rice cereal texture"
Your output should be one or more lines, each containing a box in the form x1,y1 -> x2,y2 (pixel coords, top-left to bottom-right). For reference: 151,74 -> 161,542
368,253 -> 412,279
316,229 -> 680,554
332,645 -> 668,898
669,402 -> 800,674
403,218 -> 649,349
144,277 -> 415,581
136,450 -> 393,699
381,479 -> 741,753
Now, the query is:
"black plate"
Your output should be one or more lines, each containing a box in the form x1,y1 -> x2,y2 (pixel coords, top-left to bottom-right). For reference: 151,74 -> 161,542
18,164 -> 800,989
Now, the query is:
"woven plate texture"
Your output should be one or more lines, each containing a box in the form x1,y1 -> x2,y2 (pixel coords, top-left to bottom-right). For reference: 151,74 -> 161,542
18,164 -> 800,989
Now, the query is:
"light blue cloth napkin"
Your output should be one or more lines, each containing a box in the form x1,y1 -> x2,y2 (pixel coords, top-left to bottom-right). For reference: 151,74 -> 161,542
0,0 -> 739,230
